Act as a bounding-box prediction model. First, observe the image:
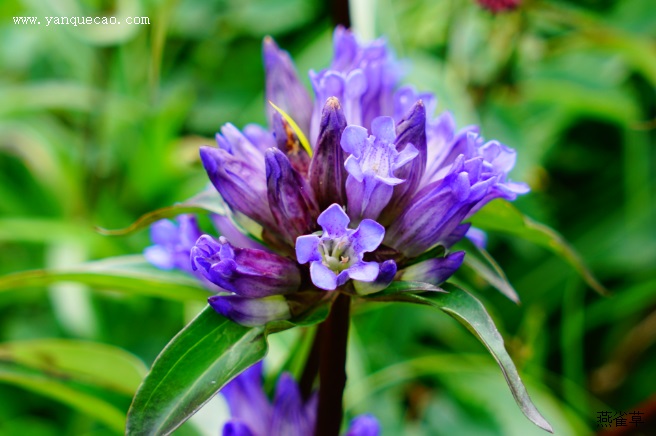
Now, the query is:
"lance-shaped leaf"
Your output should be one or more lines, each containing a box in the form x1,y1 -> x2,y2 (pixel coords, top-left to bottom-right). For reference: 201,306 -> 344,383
456,236 -> 520,303
0,255 -> 209,302
469,199 -> 607,295
126,302 -> 330,435
126,307 -> 268,435
97,188 -> 227,236
366,283 -> 554,433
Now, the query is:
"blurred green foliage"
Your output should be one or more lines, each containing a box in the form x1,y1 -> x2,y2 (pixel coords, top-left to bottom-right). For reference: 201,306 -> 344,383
0,0 -> 654,434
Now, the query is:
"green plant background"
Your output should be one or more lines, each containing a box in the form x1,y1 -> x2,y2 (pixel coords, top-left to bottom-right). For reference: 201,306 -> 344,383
0,0 -> 654,434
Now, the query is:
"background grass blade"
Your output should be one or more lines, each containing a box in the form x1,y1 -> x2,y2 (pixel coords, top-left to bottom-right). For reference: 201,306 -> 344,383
0,255 -> 209,302
0,339 -> 147,396
97,188 -> 227,236
0,365 -> 127,433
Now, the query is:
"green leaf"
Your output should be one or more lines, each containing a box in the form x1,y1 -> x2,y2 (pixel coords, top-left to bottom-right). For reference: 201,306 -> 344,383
0,364 -> 126,433
457,237 -> 520,303
97,188 -> 227,236
126,299 -> 330,435
366,283 -> 554,433
378,280 -> 446,294
0,255 -> 209,302
0,339 -> 147,396
469,200 -> 607,295
126,306 -> 268,435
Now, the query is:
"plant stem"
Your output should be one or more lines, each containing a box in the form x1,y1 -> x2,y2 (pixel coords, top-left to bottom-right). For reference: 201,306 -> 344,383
330,0 -> 351,28
314,292 -> 351,436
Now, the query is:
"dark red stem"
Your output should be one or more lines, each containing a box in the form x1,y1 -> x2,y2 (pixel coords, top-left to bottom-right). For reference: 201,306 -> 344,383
314,292 -> 351,436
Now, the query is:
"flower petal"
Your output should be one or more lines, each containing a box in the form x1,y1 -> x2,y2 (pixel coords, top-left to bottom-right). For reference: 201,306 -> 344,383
347,261 -> 380,282
351,219 -> 385,253
340,125 -> 368,157
353,260 -> 397,295
310,261 -> 338,291
295,234 -> 321,264
371,116 -> 396,144
317,204 -> 350,237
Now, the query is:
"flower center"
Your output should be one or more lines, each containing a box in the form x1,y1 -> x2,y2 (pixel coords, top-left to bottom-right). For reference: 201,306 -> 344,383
319,236 -> 356,272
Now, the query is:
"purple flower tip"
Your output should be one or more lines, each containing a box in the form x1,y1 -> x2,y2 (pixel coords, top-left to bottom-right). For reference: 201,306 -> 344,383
223,421 -> 256,436
346,414 -> 381,436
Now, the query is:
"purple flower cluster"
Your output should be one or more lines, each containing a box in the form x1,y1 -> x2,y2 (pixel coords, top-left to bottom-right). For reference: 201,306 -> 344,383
145,26 -> 527,326
220,362 -> 379,436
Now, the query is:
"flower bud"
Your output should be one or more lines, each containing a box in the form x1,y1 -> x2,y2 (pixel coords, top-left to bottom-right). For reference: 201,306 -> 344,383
208,294 -> 291,327
263,37 -> 313,135
266,148 -> 320,245
200,146 -> 276,229
308,98 -> 348,210
192,235 -> 300,297
398,251 -> 465,285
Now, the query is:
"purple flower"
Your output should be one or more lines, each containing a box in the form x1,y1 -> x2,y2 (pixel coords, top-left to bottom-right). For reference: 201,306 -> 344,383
383,157 -> 493,258
220,362 -> 380,436
145,27 -> 529,326
341,116 -> 418,222
385,132 -> 529,257
296,204 -> 386,291
309,26 -> 399,141
191,235 -> 300,298
221,362 -> 273,436
263,37 -> 313,135
144,215 -> 202,273
345,415 -> 381,436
